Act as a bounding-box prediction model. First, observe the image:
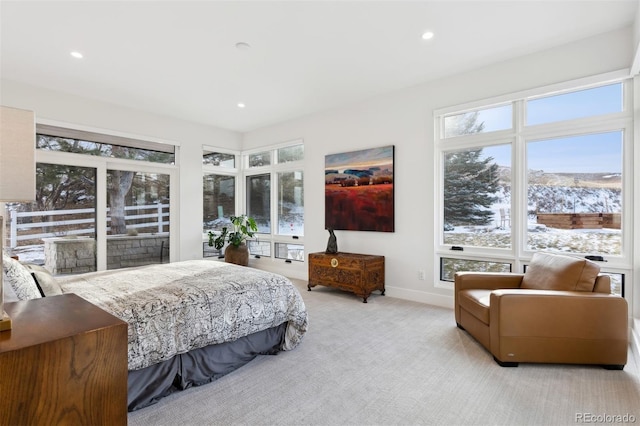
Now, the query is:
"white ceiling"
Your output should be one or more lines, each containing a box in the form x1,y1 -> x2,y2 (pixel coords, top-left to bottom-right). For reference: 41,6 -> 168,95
1,1 -> 637,133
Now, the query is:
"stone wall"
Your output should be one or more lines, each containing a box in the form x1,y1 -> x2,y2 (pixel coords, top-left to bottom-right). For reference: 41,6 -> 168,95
43,234 -> 169,275
44,236 -> 96,275
107,234 -> 169,269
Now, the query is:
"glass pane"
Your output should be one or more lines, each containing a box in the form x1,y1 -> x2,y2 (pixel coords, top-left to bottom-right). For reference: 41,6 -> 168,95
37,134 -> 175,164
440,258 -> 512,282
443,144 -> 511,248
203,151 -> 235,167
248,151 -> 271,167
5,163 -> 97,274
527,83 -> 623,126
275,243 -> 304,261
526,132 -> 622,255
444,104 -> 512,138
608,273 -> 624,297
248,240 -> 271,257
107,170 -> 170,269
277,144 -> 304,163
246,174 -> 271,233
203,174 -> 235,232
203,242 -> 223,258
278,171 -> 304,236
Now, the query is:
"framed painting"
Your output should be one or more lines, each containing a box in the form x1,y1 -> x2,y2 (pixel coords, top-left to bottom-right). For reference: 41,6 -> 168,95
325,145 -> 394,232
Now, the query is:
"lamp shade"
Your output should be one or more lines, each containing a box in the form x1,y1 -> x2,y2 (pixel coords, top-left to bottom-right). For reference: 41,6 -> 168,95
0,106 -> 36,202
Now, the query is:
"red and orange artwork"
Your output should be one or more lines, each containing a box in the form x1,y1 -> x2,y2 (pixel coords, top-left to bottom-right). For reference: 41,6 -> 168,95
325,145 -> 394,232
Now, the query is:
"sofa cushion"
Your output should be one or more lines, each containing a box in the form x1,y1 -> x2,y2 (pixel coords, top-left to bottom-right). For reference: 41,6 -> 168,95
521,252 -> 600,292
458,289 -> 492,325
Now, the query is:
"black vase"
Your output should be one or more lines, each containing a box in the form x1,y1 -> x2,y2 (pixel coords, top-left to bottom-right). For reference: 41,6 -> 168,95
326,228 -> 338,254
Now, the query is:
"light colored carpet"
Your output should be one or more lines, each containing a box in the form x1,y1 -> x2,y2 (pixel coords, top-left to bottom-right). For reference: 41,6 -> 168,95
128,279 -> 640,426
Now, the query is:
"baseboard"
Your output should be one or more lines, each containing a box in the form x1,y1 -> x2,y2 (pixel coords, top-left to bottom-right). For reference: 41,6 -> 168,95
384,286 -> 454,309
250,259 -> 306,281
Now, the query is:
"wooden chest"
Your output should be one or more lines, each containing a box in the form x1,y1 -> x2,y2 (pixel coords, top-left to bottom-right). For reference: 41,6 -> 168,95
308,252 -> 385,303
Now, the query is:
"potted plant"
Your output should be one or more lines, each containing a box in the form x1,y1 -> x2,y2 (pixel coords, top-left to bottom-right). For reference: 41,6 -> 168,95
208,214 -> 258,266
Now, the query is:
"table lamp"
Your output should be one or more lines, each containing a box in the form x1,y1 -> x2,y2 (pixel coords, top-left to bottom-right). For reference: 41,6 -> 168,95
0,106 -> 36,332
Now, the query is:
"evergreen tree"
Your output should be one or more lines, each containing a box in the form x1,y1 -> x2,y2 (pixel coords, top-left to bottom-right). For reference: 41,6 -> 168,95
443,112 -> 500,227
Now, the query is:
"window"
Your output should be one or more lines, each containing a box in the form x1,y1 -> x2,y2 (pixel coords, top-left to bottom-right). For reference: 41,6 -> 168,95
526,83 -> 623,126
203,141 -> 304,264
248,151 -> 271,168
5,163 -> 98,270
277,171 -> 304,236
443,104 -> 512,138
243,141 -> 305,263
202,148 -> 239,257
277,144 -> 304,163
246,174 -> 271,233
440,257 -> 512,282
526,132 -> 622,256
37,130 -> 175,164
443,143 -> 511,249
106,170 -> 170,269
203,174 -> 236,232
8,126 -> 177,273
203,151 -> 235,168
435,78 -> 631,289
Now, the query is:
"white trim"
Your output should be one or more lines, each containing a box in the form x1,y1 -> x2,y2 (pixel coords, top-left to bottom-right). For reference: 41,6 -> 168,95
386,286 -> 454,310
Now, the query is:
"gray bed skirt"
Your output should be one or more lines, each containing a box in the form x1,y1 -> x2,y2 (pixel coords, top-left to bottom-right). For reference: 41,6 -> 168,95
128,322 -> 288,411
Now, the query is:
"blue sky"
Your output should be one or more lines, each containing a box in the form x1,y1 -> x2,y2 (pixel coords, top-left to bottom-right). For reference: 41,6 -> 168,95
478,83 -> 623,174
485,131 -> 622,174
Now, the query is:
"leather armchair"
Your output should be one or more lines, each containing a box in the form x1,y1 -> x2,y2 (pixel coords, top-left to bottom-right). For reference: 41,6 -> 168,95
455,252 -> 628,369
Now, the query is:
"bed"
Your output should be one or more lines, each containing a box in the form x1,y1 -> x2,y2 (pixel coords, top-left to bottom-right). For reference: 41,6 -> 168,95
2,255 -> 308,411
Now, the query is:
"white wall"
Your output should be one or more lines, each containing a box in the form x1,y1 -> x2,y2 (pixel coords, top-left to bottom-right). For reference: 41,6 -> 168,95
0,80 -> 242,260
242,27 -> 635,308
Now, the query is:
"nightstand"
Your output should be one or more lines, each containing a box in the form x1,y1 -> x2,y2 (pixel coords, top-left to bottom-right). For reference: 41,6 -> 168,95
0,293 -> 128,425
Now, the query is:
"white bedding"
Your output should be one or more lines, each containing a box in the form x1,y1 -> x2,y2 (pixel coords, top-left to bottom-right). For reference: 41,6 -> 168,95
57,260 -> 308,371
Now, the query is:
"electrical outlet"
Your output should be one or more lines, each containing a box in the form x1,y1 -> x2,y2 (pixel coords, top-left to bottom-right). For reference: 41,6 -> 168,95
418,270 -> 426,280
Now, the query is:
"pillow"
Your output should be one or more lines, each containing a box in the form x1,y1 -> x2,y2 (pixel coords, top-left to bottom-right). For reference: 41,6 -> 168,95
2,270 -> 20,303
22,263 -> 63,297
521,252 -> 600,292
2,252 -> 42,300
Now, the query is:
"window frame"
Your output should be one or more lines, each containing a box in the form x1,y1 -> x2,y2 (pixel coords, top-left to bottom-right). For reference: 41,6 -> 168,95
242,140 -> 305,264
32,120 -> 179,271
202,146 -> 241,238
203,140 -> 305,268
434,71 -> 633,293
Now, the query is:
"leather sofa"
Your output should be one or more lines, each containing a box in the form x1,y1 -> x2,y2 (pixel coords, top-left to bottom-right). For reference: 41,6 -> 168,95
454,252 -> 628,369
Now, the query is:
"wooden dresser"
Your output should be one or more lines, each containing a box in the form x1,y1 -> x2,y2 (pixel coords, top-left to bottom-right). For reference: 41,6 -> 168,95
308,252 -> 385,303
0,293 -> 128,426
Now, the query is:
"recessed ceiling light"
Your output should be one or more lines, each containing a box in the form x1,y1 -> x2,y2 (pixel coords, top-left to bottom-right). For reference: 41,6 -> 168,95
235,42 -> 251,51
237,103 -> 246,108
70,51 -> 84,59
421,31 -> 434,40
